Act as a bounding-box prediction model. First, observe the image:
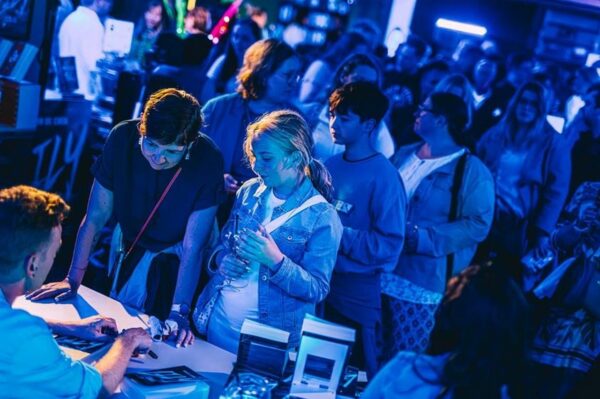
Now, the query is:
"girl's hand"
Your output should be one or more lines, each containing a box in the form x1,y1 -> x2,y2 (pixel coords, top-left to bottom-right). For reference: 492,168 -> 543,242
235,227 -> 284,270
218,253 -> 250,279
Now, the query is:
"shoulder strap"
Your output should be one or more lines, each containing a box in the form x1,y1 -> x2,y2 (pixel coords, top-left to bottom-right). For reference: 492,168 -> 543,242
123,166 -> 182,260
446,153 -> 468,282
264,195 -> 327,234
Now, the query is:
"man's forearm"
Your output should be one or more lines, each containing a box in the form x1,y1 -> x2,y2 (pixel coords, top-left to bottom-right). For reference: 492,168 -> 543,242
94,336 -> 138,395
172,244 -> 203,306
46,319 -> 79,336
67,217 -> 105,286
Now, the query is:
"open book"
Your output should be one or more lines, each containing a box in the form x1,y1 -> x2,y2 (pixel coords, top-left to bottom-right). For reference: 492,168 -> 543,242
290,315 -> 356,399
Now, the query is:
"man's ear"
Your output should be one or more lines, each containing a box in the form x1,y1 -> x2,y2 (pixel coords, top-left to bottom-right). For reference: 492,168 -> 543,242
435,114 -> 448,129
24,253 -> 37,279
363,118 -> 377,134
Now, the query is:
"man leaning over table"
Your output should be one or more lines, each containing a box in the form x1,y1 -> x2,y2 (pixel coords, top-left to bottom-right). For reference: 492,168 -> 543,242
0,185 -> 152,398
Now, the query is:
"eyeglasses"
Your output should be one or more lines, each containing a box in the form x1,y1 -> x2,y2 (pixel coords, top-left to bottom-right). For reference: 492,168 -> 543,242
140,136 -> 187,161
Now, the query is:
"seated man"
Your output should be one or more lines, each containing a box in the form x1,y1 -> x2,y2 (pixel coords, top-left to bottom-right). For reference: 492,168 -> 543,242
0,185 -> 151,397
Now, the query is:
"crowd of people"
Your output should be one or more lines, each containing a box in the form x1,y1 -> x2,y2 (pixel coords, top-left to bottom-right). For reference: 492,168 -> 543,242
2,0 -> 599,397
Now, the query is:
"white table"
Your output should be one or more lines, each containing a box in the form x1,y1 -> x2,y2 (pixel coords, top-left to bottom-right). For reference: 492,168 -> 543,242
14,286 -> 236,397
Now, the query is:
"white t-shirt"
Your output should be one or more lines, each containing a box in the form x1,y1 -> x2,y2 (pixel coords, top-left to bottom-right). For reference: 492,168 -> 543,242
398,149 -> 465,200
208,190 -> 285,354
58,6 -> 104,100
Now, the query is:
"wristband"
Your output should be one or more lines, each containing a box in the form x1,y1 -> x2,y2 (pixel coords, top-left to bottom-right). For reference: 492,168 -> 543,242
171,303 -> 191,316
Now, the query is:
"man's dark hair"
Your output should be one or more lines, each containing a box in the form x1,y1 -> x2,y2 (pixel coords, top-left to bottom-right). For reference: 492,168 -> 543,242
0,186 -> 69,278
329,81 -> 389,125
139,88 -> 202,145
428,92 -> 469,145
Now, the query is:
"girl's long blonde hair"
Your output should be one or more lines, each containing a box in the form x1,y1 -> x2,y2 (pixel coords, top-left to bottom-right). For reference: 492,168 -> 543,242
244,110 -> 333,202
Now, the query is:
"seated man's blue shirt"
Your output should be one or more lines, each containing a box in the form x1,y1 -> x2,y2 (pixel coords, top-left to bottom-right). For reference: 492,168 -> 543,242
0,292 -> 102,398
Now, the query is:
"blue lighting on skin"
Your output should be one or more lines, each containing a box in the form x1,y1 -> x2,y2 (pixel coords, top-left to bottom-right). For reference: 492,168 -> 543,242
435,18 -> 487,36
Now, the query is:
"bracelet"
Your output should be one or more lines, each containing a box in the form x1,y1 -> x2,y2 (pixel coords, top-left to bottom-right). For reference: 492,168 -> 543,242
171,303 -> 191,316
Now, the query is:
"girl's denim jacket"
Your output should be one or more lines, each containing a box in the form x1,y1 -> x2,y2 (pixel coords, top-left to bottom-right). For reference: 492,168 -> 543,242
195,177 -> 342,346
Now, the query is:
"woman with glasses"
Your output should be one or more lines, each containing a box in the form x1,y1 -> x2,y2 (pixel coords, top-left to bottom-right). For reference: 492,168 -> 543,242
201,39 -> 302,225
382,92 -> 495,354
28,88 -> 225,349
476,81 -> 571,278
194,110 -> 342,354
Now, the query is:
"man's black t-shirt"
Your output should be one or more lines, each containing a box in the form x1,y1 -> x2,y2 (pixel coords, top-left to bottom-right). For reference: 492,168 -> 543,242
92,119 -> 225,252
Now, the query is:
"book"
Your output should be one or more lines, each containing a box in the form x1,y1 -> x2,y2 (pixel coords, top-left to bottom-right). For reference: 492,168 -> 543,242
0,40 -> 37,80
53,333 -> 109,353
235,319 -> 290,380
290,315 -> 356,399
0,40 -> 24,76
0,39 -> 13,67
123,366 -> 209,399
57,56 -> 79,92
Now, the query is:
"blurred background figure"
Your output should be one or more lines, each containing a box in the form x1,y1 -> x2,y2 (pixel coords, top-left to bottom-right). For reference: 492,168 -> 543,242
451,39 -> 484,81
200,18 -> 262,103
477,81 -> 571,280
58,0 -> 114,100
564,83 -> 600,198
184,5 -> 212,35
564,66 -> 600,126
129,0 -> 167,69
298,31 -> 370,105
529,181 -> 600,399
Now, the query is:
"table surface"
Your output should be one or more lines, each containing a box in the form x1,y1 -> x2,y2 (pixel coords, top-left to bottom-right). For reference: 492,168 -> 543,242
13,286 -> 236,397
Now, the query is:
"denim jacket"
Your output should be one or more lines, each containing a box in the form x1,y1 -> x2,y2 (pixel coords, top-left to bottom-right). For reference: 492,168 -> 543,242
389,143 -> 495,293
195,177 -> 342,346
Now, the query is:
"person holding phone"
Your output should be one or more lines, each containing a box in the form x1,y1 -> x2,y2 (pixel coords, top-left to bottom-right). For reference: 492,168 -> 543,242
194,110 -> 342,354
